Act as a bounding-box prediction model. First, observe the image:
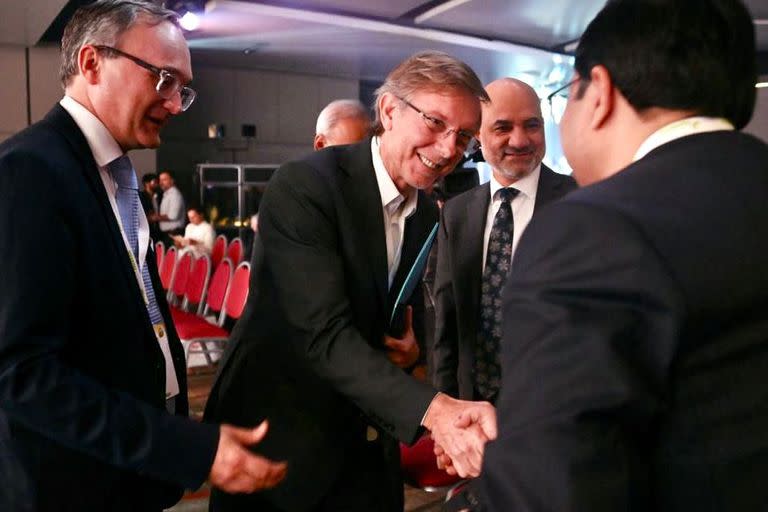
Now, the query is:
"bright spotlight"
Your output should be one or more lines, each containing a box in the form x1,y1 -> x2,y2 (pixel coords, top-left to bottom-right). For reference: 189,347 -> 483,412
179,11 -> 201,31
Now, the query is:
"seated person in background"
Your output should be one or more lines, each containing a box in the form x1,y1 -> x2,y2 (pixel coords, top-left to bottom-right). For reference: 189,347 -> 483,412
174,205 -> 215,257
313,99 -> 371,150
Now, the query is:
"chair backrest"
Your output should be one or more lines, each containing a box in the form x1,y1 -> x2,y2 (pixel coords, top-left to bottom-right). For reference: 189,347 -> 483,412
221,261 -> 251,323
182,254 -> 211,314
226,237 -> 244,266
170,251 -> 193,299
204,257 -> 233,317
159,246 -> 177,290
211,234 -> 227,269
155,240 -> 165,270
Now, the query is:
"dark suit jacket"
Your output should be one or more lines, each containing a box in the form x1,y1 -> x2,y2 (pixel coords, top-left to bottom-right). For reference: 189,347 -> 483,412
431,165 -> 576,399
467,131 -> 768,511
0,105 -> 219,511
204,139 -> 439,511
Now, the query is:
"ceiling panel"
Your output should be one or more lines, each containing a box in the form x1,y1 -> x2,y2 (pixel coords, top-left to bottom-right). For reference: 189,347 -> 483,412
420,0 -> 607,51
235,0 -> 426,19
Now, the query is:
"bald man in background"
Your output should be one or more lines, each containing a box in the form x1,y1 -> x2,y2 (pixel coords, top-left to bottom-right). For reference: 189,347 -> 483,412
431,78 -> 576,402
313,99 -> 371,150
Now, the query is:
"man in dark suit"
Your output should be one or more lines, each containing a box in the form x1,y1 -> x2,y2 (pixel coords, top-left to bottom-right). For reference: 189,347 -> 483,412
431,78 -> 576,402
205,51 -> 497,512
0,2 -> 285,510
448,0 -> 768,510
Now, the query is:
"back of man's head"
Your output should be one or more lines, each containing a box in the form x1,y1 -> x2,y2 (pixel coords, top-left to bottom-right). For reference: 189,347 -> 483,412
314,99 -> 371,150
575,0 -> 756,129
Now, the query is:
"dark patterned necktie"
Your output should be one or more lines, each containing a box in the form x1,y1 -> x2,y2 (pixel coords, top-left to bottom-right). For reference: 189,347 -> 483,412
107,155 -> 164,325
474,187 -> 518,401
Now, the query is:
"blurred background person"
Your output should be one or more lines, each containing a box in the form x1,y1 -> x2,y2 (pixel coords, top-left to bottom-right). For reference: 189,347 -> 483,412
313,98 -> 372,150
174,205 -> 216,257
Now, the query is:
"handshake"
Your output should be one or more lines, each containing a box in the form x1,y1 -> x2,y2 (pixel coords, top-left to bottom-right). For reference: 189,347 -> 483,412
422,393 -> 497,477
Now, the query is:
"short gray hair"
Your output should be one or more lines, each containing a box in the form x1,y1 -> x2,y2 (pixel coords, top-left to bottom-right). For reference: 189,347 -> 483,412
60,0 -> 179,88
315,99 -> 371,135
372,51 -> 489,135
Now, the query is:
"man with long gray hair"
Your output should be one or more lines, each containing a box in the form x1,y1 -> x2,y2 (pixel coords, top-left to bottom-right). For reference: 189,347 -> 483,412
0,1 -> 285,510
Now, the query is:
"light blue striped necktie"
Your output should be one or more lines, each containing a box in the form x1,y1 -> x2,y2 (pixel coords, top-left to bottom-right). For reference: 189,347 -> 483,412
107,155 -> 164,325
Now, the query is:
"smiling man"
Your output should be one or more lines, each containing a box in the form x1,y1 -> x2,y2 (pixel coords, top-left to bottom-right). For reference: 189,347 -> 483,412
206,51 -> 497,512
431,78 -> 576,403
0,1 -> 286,510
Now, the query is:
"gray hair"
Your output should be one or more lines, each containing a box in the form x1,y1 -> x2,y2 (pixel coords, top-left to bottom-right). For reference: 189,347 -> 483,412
315,99 -> 371,136
372,51 -> 489,135
60,0 -> 179,88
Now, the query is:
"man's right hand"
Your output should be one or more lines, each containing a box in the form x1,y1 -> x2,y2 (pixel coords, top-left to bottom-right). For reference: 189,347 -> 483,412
209,421 -> 288,493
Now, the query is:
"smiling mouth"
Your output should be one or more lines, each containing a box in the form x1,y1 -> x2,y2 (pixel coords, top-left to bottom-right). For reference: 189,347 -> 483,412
419,154 -> 441,170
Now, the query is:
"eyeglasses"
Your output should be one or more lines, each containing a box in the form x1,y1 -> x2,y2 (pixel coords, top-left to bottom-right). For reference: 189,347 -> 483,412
397,96 -> 476,149
545,78 -> 580,124
94,45 -> 196,112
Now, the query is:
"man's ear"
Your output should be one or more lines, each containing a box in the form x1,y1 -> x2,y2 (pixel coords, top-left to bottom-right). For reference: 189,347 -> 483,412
588,65 -> 615,131
378,92 -> 399,132
78,45 -> 101,85
313,134 -> 326,150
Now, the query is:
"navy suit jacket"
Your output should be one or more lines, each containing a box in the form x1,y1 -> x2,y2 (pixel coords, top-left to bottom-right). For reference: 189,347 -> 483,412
468,131 -> 768,511
0,105 -> 219,511
431,165 -> 576,399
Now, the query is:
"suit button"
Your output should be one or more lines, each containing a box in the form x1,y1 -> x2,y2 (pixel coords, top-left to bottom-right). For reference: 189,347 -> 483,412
366,426 -> 379,442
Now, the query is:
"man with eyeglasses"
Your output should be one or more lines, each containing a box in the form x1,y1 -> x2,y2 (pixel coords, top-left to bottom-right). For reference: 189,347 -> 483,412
449,0 -> 768,511
431,78 -> 576,406
205,51 -> 497,512
0,1 -> 286,511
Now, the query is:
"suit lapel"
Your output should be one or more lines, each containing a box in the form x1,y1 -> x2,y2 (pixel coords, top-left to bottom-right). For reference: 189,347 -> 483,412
338,140 -> 389,313
458,183 -> 490,334
45,105 -> 154,326
534,164 -> 565,212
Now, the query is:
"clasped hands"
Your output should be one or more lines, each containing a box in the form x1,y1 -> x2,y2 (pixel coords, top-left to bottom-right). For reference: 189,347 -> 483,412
423,393 -> 496,478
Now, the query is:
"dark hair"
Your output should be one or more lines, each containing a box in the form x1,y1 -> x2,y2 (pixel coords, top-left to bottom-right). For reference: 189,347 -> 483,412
159,170 -> 175,180
60,0 -> 179,88
141,172 -> 157,184
187,205 -> 205,217
575,0 -> 756,129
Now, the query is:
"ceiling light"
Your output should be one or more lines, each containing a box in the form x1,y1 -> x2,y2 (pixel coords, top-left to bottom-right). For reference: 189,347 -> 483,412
414,0 -> 473,24
180,11 -> 201,31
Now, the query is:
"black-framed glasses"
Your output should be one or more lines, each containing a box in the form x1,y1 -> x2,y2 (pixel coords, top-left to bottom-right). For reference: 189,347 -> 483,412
94,45 -> 196,112
545,78 -> 580,124
397,96 -> 476,149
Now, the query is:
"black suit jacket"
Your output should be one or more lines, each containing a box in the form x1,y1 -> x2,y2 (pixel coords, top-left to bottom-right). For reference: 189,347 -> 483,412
0,105 -> 219,511
431,165 -> 576,399
204,140 -> 439,511
468,131 -> 768,511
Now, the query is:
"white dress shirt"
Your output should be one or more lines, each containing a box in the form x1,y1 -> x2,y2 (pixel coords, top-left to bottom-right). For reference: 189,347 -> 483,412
371,137 -> 418,288
159,185 -> 185,232
482,164 -> 541,269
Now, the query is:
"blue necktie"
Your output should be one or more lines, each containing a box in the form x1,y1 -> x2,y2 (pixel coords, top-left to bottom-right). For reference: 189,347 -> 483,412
474,187 -> 518,401
107,155 -> 164,326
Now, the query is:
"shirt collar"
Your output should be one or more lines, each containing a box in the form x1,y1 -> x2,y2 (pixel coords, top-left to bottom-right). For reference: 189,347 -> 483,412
489,163 -> 540,201
633,116 -> 734,162
371,136 -> 417,216
60,95 -> 124,167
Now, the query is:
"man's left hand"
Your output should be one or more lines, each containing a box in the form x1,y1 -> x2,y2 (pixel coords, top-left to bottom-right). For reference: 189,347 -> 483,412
383,305 -> 420,368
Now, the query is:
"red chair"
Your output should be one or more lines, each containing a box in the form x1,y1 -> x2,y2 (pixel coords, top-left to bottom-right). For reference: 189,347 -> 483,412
173,259 -> 248,366
167,250 -> 193,304
400,435 -> 463,492
174,254 -> 211,316
155,240 -> 165,270
159,246 -> 177,291
211,234 -> 227,269
226,237 -> 243,265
